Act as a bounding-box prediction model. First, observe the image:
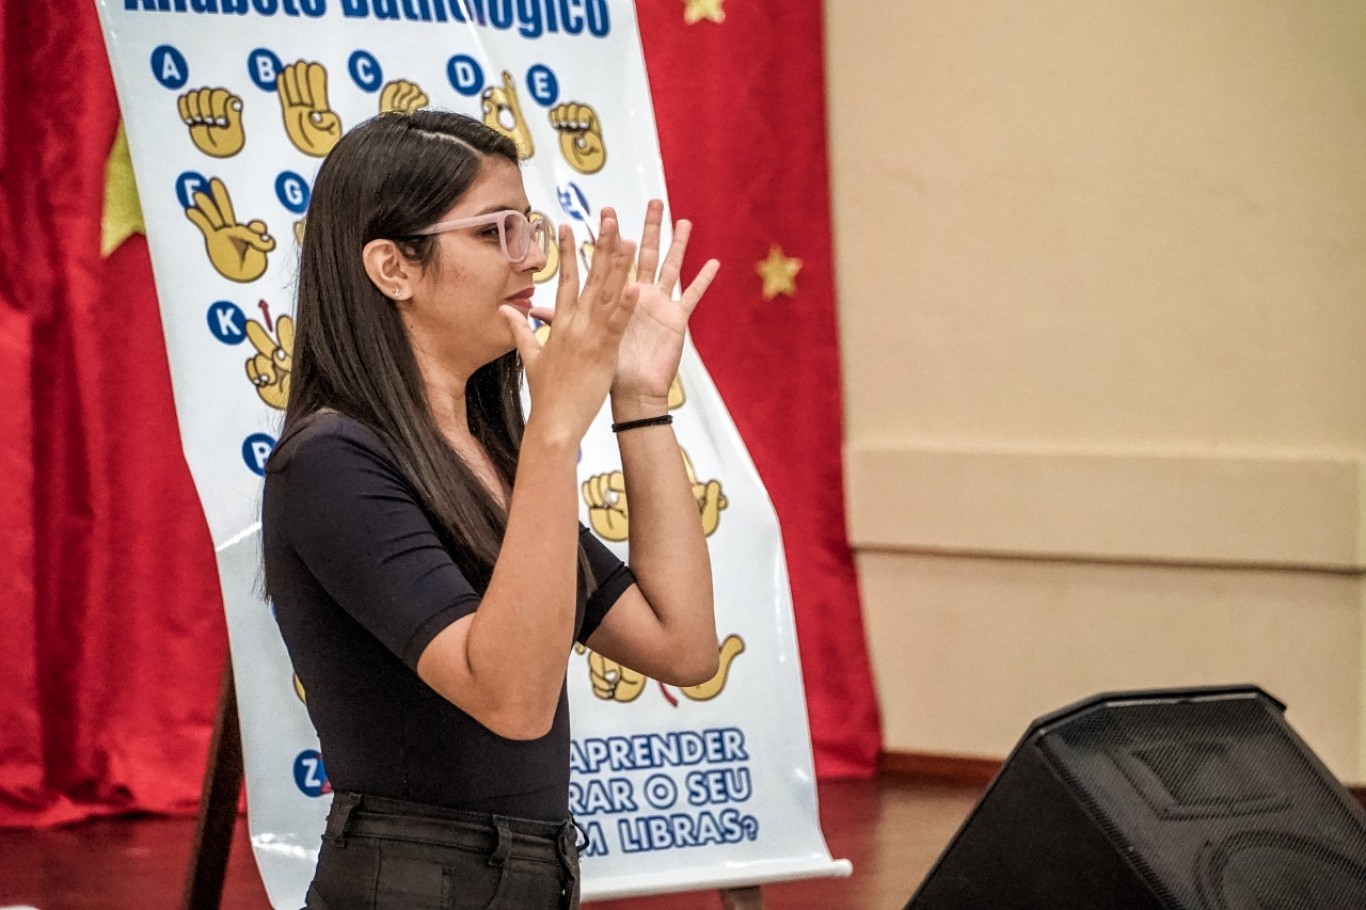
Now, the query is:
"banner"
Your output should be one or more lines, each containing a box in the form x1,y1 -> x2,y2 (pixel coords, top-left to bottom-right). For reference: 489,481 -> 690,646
96,1 -> 849,904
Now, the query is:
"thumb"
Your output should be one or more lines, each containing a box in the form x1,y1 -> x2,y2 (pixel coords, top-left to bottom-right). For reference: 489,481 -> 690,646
242,222 -> 276,251
499,305 -> 542,361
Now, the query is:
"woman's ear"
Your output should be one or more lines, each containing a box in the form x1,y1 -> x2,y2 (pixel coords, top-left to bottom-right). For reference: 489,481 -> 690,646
362,238 -> 416,301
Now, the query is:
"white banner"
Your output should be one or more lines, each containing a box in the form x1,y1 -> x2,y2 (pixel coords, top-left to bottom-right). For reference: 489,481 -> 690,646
96,1 -> 848,905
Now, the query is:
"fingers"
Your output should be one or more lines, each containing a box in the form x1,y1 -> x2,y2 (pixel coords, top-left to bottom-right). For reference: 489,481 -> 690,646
209,178 -> 236,227
275,314 -> 295,354
246,355 -> 270,386
526,306 -> 555,324
245,320 -> 275,357
609,282 -> 640,333
184,204 -> 215,237
636,199 -> 664,283
209,88 -> 230,123
679,258 -> 721,316
306,62 -> 328,111
498,305 -> 541,362
553,224 -> 581,314
313,111 -> 342,135
278,63 -> 299,108
380,80 -> 427,113
657,218 -> 691,292
235,221 -> 277,252
181,88 -> 235,125
576,210 -> 620,305
188,190 -> 223,229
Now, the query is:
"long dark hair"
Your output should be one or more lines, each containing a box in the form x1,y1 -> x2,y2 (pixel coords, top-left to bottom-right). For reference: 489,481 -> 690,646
279,110 -> 587,599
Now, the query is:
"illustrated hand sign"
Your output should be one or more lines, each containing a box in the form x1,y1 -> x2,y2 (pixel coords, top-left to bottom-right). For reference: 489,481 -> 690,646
582,448 -> 726,541
277,61 -> 342,157
582,470 -> 629,542
531,211 -> 559,284
585,648 -> 648,703
549,102 -> 606,174
574,636 -> 745,705
379,79 -> 428,113
178,87 -> 245,158
481,71 -> 534,159
245,314 -> 294,410
679,635 -> 745,701
682,448 -> 728,537
184,178 -> 275,283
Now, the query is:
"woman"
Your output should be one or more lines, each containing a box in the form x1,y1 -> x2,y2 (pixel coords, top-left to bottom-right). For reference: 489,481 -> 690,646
263,109 -> 721,909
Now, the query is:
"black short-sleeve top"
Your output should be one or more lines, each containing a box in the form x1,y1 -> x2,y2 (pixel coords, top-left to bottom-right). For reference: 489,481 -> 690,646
262,412 -> 634,821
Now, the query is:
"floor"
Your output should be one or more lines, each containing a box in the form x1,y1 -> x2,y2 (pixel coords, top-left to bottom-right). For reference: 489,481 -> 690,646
0,776 -> 981,909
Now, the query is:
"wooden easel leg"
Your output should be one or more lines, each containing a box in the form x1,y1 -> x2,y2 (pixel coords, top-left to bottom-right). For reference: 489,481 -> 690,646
182,652 -> 244,910
719,886 -> 764,909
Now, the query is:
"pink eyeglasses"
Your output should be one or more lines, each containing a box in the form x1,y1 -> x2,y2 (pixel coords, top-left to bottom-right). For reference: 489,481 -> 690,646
410,210 -> 552,263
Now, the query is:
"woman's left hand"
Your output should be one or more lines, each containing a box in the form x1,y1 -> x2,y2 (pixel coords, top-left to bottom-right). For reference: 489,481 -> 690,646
611,200 -> 720,408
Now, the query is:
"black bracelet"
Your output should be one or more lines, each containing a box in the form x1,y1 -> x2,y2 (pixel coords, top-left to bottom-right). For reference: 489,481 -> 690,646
611,414 -> 673,433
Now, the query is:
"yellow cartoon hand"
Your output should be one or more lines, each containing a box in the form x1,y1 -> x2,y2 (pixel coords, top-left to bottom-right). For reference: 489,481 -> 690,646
178,87 -> 245,158
667,374 -> 685,409
379,79 -> 429,113
276,61 -> 342,157
531,211 -> 559,284
680,635 -> 745,701
588,650 -> 648,703
245,315 -> 294,410
480,71 -> 534,159
681,449 -> 728,537
582,470 -> 629,541
549,102 -> 606,174
696,478 -> 729,537
184,178 -> 276,282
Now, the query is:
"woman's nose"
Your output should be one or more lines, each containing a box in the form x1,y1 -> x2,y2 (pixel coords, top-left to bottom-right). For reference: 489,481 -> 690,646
521,241 -> 549,274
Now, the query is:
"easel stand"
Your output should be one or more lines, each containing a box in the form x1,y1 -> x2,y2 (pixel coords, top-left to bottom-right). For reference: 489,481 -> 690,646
181,655 -> 765,909
182,653 -> 243,910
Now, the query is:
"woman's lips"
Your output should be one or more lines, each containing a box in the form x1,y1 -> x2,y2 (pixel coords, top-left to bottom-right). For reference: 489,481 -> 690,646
505,288 -> 534,313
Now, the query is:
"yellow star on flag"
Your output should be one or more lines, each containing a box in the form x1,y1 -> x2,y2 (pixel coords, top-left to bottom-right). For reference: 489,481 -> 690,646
684,0 -> 725,25
102,121 -> 146,258
756,244 -> 802,300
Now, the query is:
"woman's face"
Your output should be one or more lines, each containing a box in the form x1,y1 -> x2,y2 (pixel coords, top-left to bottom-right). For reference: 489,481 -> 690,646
401,157 -> 548,376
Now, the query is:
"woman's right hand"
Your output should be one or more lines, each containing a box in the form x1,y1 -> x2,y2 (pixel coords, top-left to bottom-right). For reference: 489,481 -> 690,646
500,209 -> 638,445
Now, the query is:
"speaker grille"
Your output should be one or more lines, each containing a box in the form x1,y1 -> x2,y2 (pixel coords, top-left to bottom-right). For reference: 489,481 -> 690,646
1197,831 -> 1366,910
1037,692 -> 1366,909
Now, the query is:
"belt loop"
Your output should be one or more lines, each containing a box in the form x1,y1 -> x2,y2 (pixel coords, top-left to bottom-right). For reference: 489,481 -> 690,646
569,815 -> 589,850
325,792 -> 360,847
488,816 -> 514,868
558,819 -> 581,910
482,817 -> 514,910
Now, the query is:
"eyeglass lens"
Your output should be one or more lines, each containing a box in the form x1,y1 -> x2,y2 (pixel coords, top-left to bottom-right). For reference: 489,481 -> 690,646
498,212 -> 551,262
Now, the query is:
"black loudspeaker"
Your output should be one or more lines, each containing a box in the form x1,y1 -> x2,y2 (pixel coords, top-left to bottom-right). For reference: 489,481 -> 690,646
906,685 -> 1366,909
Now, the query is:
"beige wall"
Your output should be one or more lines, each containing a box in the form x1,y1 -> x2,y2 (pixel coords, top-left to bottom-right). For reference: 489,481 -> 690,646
824,1 -> 1366,780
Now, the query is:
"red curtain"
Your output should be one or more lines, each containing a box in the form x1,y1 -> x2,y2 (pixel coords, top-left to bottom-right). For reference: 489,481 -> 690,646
637,4 -> 881,778
0,1 -> 877,828
0,10 -> 226,827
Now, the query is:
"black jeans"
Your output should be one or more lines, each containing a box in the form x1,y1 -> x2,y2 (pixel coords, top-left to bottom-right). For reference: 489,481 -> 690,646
303,791 -> 580,910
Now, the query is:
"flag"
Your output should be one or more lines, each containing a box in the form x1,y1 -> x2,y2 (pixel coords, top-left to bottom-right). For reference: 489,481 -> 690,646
0,4 -> 225,827
638,1 -> 881,776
